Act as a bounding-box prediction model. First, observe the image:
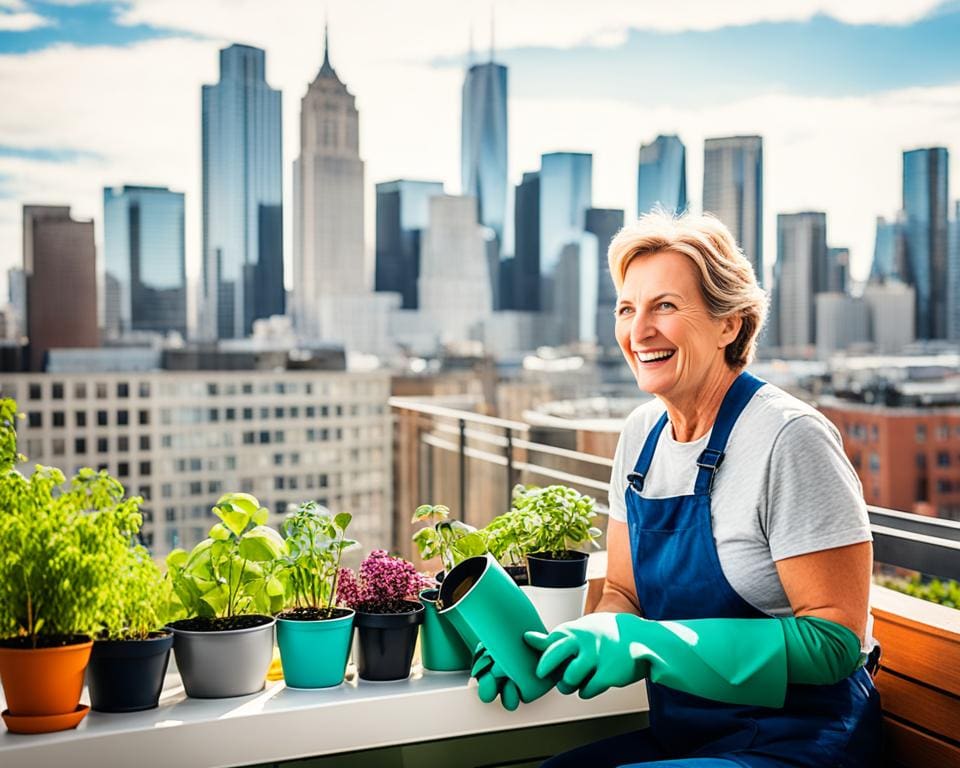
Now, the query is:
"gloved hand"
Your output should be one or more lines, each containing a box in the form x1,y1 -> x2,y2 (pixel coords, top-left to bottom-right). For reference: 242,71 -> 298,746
525,612 -> 789,707
470,643 -> 522,711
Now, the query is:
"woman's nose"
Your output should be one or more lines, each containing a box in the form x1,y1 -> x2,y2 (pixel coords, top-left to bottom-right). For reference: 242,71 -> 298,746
630,311 -> 654,343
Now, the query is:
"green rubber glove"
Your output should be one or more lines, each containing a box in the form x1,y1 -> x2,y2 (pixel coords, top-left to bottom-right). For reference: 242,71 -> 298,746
525,613 -> 861,708
470,643 -> 529,711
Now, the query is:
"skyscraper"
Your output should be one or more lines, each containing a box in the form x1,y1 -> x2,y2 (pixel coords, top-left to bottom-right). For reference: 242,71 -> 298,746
293,28 -> 365,339
103,185 -> 186,338
826,247 -> 850,295
201,44 -> 283,340
902,147 -> 949,339
540,152 -> 592,345
23,205 -> 98,370
461,57 -> 507,251
586,208 -> 625,349
511,171 -> 540,311
418,195 -> 492,343
950,201 -> 960,342
703,136 -> 763,285
869,215 -> 906,283
375,180 -> 443,310
637,135 -> 687,217
774,212 -> 827,354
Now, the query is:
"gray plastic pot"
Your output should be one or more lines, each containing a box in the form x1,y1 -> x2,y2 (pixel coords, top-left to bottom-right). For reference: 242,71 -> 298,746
168,616 -> 276,698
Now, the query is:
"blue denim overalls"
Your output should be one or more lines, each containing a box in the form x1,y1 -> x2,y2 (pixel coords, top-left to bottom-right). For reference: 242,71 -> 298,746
544,371 -> 881,767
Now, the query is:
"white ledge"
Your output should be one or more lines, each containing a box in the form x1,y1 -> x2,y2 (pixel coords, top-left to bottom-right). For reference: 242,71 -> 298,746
0,666 -> 648,768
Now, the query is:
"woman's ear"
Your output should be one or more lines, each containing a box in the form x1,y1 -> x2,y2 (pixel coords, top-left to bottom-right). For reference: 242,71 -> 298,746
718,312 -> 742,349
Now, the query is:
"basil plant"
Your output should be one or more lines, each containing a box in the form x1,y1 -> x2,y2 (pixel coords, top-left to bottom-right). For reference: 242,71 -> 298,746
411,503 -> 487,574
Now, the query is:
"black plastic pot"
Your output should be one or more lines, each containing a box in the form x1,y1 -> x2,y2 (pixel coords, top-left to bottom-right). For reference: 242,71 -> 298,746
87,631 -> 173,712
503,563 -> 529,586
353,601 -> 425,681
526,551 -> 589,588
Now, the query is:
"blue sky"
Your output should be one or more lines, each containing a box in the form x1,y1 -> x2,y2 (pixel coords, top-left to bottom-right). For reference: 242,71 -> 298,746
0,0 -> 958,315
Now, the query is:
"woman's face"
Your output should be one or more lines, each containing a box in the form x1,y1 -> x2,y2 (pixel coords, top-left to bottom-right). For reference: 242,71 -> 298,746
614,250 -> 738,401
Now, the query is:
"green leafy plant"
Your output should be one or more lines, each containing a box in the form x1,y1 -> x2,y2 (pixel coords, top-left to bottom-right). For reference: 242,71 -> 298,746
280,501 -> 357,616
165,492 -> 287,622
99,544 -> 174,640
876,573 -> 960,609
509,484 -> 601,559
478,506 -> 537,567
0,398 -> 145,647
411,503 -> 487,574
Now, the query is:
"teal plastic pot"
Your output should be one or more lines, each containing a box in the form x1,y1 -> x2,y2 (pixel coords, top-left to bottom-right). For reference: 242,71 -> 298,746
419,589 -> 473,672
438,554 -> 552,702
276,609 -> 355,689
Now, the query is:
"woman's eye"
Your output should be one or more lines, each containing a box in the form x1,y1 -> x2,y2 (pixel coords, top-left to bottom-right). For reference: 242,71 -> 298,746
657,302 -> 676,311
616,305 -> 633,317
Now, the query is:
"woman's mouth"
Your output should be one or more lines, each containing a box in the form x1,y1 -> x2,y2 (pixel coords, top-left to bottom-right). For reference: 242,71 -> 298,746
635,350 -> 675,365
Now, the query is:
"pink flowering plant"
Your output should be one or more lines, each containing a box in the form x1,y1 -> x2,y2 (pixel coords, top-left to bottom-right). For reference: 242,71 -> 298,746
337,549 -> 430,614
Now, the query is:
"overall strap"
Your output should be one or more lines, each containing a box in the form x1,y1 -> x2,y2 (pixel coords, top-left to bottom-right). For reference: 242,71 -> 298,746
693,371 -> 766,496
627,410 -> 669,494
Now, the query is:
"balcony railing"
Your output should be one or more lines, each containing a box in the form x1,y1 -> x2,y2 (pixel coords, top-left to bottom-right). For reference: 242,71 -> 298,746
390,396 -> 960,584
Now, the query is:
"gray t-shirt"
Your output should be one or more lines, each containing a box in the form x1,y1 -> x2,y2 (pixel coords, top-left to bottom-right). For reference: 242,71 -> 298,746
608,382 -> 872,618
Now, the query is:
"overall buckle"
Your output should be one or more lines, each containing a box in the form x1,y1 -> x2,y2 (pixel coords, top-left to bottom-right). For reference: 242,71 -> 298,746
696,448 -> 724,471
626,472 -> 645,493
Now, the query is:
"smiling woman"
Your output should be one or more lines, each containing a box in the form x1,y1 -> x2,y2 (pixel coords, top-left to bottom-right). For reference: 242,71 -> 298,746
474,210 -> 883,768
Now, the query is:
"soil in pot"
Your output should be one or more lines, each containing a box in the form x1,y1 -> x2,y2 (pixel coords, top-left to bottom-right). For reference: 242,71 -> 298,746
88,631 -> 173,713
276,607 -> 352,621
353,601 -> 424,682
526,551 -> 589,588
167,615 -> 273,632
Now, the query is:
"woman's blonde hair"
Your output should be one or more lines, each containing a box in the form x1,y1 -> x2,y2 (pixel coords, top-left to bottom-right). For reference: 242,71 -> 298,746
607,210 -> 768,369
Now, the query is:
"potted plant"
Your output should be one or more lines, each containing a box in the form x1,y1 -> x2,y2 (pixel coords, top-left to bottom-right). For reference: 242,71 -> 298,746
87,536 -> 176,712
513,484 -> 601,588
165,492 -> 286,698
479,504 -> 538,586
275,501 -> 357,688
0,398 -> 144,733
411,504 -> 487,671
337,549 -> 430,681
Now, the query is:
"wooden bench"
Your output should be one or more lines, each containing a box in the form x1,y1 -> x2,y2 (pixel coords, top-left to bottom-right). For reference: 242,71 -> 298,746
870,585 -> 960,767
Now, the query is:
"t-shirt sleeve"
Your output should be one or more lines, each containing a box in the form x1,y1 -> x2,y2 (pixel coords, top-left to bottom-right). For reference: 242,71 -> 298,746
608,426 -> 630,523
764,414 -> 872,562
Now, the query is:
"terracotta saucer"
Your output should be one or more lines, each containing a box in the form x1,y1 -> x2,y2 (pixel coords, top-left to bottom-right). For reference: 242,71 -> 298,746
2,704 -> 89,734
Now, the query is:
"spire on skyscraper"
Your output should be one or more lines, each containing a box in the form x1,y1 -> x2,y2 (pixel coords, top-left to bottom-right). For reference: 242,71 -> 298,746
319,16 -> 337,78
489,6 -> 495,62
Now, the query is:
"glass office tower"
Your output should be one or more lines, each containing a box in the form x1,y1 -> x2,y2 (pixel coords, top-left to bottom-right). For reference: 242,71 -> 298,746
461,60 -> 507,250
637,135 -> 687,216
511,171 -> 541,311
902,147 -> 949,339
201,44 -> 284,340
375,180 -> 444,310
703,136 -> 763,285
103,185 -> 186,337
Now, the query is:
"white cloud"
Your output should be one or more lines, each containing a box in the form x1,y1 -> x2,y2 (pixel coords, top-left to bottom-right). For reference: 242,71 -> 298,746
1,3 -> 959,328
0,0 -> 50,32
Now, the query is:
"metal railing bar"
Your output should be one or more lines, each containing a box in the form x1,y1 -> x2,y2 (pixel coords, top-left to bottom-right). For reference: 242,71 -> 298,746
511,437 -> 615,468
871,524 -> 960,551
390,397 -> 530,432
430,421 -> 616,468
421,433 -> 508,467
511,460 -> 612,494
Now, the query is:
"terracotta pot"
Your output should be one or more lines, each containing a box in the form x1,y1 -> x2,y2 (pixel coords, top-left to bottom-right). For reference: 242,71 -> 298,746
0,637 -> 93,733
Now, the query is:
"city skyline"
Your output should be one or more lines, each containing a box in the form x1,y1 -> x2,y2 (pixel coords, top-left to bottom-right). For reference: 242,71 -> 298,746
3,1 -> 960,319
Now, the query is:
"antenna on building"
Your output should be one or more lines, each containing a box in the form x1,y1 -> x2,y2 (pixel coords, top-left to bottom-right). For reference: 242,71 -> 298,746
323,10 -> 330,68
489,4 -> 495,63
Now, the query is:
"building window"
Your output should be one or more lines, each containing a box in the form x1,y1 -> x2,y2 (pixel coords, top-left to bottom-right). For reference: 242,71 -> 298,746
275,476 -> 285,490
260,407 -> 269,419
28,383 -> 41,400
916,453 -> 927,470
52,382 -> 64,400
75,437 -> 86,454
207,383 -> 218,396
97,410 -> 108,426
916,424 -> 927,442
260,431 -> 270,444
243,431 -> 255,445
189,481 -> 202,496
74,382 -> 87,399
306,406 -> 316,418
75,411 -> 86,427
937,479 -> 952,494
28,412 -> 41,428
242,383 -> 253,395
938,424 -> 950,440
208,408 -> 219,422
938,451 -> 951,467
96,382 -> 108,399
52,438 -> 65,456
225,408 -> 236,421
274,407 -> 284,419
139,410 -> 149,425
117,462 -> 129,477
869,454 -> 880,473
243,407 -> 253,420
139,382 -> 150,398
97,437 -> 109,454
117,410 -> 129,426
117,436 -> 128,452
117,382 -> 129,399
140,435 -> 150,451
140,461 -> 151,476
